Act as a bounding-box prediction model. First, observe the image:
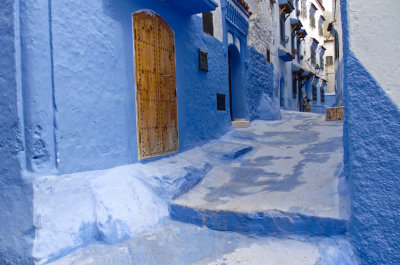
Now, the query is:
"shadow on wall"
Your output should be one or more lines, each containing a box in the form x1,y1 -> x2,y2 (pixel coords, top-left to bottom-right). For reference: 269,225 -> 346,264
0,0 -> 34,264
228,44 -> 246,120
246,46 -> 275,121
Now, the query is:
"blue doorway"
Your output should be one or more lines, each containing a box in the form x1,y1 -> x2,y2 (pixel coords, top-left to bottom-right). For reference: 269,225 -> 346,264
228,45 -> 245,120
280,77 -> 285,107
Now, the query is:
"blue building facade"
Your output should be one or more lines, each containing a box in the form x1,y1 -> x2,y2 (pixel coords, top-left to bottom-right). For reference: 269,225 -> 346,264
0,0 -> 277,263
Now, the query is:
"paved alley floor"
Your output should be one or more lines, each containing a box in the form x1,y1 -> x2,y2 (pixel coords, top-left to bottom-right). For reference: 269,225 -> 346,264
50,220 -> 356,265
173,110 -> 349,221
47,111 -> 355,265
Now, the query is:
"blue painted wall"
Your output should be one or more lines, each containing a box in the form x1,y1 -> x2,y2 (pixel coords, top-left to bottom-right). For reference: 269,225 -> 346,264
246,47 -> 274,121
0,1 -> 34,264
18,0 -> 231,175
324,93 -> 336,108
341,0 -> 400,263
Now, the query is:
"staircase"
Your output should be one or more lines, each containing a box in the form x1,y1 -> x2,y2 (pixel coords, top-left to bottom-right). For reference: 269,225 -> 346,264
49,111 -> 357,265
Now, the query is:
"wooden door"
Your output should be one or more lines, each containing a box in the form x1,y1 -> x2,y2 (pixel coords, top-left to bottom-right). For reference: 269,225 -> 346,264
133,12 -> 178,160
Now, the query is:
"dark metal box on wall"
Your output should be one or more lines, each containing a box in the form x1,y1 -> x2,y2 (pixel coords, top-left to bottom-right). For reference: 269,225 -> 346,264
217,93 -> 226,111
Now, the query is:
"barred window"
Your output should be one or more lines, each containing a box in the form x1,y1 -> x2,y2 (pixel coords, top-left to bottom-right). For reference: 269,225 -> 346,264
318,22 -> 323,36
311,48 -> 316,65
326,56 -> 334,65
320,88 -> 325,103
292,74 -> 297,97
320,55 -> 324,70
310,12 -> 315,28
312,85 -> 317,102
301,1 -> 307,18
335,31 -> 340,60
280,13 -> 286,46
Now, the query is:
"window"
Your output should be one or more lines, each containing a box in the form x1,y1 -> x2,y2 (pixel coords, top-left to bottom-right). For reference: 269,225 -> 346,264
291,33 -> 295,55
309,12 -> 315,28
326,56 -> 333,65
202,12 -> 214,36
335,31 -> 340,60
217,94 -> 226,111
320,55 -> 324,70
320,88 -> 325,103
311,48 -> 316,65
292,74 -> 297,98
318,22 -> 323,36
266,48 -> 271,63
301,1 -> 307,18
297,39 -> 302,61
198,49 -> 208,72
280,13 -> 286,46
312,85 -> 317,102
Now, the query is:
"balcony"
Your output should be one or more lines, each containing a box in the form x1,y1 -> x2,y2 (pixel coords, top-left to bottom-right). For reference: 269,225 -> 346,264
297,28 -> 307,39
278,47 -> 295,62
279,0 -> 294,14
290,18 -> 303,33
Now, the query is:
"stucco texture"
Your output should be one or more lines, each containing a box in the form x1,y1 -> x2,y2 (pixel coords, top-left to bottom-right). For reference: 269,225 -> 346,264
19,0 -> 231,175
246,47 -> 274,120
0,1 -> 34,264
341,0 -> 400,264
344,52 -> 400,265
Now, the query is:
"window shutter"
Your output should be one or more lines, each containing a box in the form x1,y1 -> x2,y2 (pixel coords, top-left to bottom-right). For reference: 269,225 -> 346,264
202,12 -> 214,36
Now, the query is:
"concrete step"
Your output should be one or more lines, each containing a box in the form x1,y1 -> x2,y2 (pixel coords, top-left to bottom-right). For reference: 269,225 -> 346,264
49,221 -> 357,265
232,119 -> 251,128
170,204 -> 347,237
170,111 -> 349,237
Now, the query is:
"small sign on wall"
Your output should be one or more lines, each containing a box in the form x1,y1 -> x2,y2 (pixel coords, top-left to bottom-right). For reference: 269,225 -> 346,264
199,49 -> 208,72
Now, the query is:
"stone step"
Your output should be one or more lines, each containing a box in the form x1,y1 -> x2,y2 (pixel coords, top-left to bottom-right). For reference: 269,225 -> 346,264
169,204 -> 347,237
232,119 -> 251,128
170,111 -> 349,238
49,221 -> 357,265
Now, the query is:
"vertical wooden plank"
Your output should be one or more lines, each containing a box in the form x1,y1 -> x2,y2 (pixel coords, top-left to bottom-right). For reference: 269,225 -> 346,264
134,12 -> 178,160
134,13 -> 160,159
156,16 -> 179,155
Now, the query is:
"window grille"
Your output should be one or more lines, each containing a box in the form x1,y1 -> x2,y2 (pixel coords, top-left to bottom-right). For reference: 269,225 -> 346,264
280,13 -> 286,46
320,88 -> 325,103
318,23 -> 323,36
312,85 -> 317,102
320,56 -> 324,70
326,56 -> 333,65
301,1 -> 307,18
311,48 -> 316,65
335,32 -> 340,60
292,75 -> 297,98
310,13 -> 315,28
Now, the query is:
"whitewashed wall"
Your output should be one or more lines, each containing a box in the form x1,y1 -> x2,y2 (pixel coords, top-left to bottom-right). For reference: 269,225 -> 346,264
299,0 -> 326,76
348,0 -> 400,106
196,0 -> 223,42
247,0 -> 274,55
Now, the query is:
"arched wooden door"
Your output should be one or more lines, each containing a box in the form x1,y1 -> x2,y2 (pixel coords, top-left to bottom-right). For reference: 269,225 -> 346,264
133,12 -> 178,160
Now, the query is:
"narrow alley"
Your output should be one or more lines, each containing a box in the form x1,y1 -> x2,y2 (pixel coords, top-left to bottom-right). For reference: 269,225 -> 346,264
2,0 -> 400,264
